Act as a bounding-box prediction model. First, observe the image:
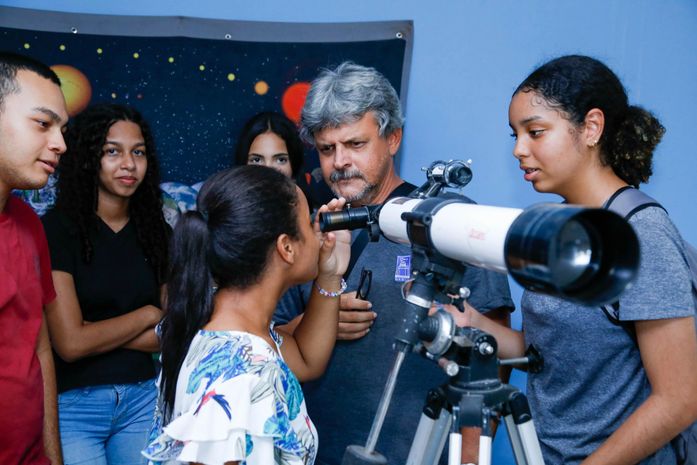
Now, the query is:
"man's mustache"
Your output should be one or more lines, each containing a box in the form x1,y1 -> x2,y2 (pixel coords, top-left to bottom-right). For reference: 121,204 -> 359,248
329,169 -> 365,183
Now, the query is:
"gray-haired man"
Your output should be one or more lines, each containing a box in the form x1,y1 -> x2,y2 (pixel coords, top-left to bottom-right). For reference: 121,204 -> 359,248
276,62 -> 514,464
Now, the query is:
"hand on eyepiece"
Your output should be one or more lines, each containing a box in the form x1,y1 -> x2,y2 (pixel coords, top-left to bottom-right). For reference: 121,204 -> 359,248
316,197 -> 351,279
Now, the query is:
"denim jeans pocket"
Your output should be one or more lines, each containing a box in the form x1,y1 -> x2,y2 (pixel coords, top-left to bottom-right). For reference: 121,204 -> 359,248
58,387 -> 90,408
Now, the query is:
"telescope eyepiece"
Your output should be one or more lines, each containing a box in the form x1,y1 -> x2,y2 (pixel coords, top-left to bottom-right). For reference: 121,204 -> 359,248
318,205 -> 381,233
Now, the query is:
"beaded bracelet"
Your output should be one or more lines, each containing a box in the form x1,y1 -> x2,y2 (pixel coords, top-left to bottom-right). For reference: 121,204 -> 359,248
315,278 -> 348,298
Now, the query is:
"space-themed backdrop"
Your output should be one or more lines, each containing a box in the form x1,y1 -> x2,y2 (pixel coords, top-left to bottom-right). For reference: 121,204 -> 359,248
1,7 -> 411,221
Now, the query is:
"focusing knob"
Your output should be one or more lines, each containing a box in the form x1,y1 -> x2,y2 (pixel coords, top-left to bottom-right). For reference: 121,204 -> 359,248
478,342 -> 495,356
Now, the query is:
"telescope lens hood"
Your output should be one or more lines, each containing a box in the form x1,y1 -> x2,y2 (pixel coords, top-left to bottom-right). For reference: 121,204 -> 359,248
504,204 -> 639,306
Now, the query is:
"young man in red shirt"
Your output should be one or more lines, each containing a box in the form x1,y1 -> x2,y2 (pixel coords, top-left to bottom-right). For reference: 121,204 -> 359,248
0,51 -> 68,465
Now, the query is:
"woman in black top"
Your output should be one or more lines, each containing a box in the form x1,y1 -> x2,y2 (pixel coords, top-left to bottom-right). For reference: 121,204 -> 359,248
42,103 -> 169,465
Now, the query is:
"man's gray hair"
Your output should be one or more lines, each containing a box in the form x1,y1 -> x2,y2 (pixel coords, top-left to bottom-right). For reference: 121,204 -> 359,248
300,61 -> 404,143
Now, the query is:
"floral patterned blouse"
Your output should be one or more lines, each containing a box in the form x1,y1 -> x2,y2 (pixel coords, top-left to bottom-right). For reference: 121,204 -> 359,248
143,327 -> 317,464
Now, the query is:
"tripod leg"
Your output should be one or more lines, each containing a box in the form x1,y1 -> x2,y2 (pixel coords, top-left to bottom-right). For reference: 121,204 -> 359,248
478,435 -> 492,465
430,411 -> 451,463
448,432 -> 462,465
503,413 -> 528,465
408,411 -> 438,465
478,411 -> 493,465
448,405 -> 463,465
407,389 -> 452,465
407,409 -> 451,465
508,392 -> 545,465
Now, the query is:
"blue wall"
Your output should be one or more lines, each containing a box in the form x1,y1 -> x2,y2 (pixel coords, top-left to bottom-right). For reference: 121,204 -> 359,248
3,0 -> 695,463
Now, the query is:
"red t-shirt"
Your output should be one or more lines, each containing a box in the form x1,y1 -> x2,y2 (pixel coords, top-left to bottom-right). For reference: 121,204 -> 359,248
0,196 -> 56,465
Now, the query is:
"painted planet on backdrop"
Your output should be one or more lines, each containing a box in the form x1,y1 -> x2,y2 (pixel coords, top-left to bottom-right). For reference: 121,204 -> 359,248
51,64 -> 92,116
282,81 -> 311,124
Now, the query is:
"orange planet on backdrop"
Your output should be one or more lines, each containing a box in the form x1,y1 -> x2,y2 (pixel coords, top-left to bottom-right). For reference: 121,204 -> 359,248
254,80 -> 269,95
51,64 -> 92,116
282,82 -> 311,125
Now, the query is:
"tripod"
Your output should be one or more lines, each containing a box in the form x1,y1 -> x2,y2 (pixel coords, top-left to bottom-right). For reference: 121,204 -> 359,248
342,304 -> 546,465
406,325 -> 545,465
340,248 -> 546,465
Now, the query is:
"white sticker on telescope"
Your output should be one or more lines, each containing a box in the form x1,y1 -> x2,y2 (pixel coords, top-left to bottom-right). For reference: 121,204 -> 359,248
394,255 -> 411,282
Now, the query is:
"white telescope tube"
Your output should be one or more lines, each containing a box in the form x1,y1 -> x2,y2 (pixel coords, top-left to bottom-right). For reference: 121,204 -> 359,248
429,203 -> 522,273
376,196 -> 640,305
378,197 -> 522,273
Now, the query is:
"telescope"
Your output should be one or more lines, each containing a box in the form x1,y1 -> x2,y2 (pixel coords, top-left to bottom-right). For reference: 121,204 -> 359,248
322,160 -> 640,465
321,164 -> 639,306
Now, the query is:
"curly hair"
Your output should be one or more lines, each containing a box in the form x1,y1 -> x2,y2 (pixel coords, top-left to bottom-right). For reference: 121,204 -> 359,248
55,103 -> 169,281
515,55 -> 665,187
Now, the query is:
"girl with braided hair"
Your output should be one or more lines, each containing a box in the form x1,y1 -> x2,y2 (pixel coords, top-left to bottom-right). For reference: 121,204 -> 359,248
42,103 -> 169,464
453,55 -> 697,464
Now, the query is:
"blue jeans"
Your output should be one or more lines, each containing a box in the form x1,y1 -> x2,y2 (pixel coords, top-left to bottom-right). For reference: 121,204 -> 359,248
58,379 -> 157,465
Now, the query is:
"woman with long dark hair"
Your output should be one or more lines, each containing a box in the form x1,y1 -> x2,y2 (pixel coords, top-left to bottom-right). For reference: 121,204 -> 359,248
453,55 -> 697,464
234,111 -> 305,179
143,166 -> 348,464
42,103 -> 169,464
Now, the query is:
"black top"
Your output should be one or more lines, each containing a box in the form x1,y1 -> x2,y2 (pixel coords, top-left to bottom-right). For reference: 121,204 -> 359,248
388,181 -> 417,199
42,209 -> 159,393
